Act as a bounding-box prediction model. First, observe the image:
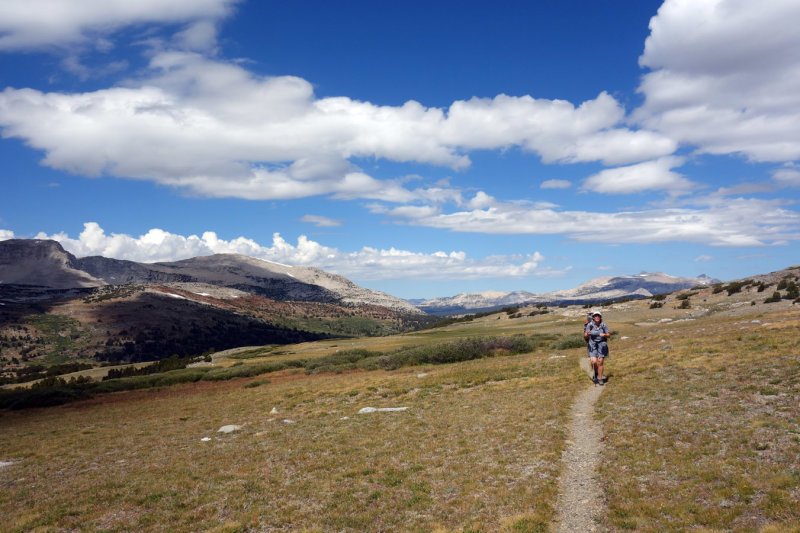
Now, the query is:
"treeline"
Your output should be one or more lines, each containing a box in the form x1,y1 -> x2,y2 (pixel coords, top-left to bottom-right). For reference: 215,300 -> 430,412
103,352 -> 212,380
95,319 -> 329,364
0,362 -> 93,385
421,305 -> 543,329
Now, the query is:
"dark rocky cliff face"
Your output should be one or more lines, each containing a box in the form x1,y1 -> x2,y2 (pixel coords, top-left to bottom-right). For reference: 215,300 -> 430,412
0,239 -> 72,266
77,255 -> 344,303
76,256 -> 194,284
0,239 -> 102,288
0,240 -> 425,315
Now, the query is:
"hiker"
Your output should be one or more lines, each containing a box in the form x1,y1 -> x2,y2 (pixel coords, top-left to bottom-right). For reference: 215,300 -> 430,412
584,311 -> 609,385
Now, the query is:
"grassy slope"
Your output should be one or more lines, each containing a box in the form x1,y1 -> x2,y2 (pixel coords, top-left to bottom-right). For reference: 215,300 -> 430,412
0,313 -> 583,532
0,287 -> 432,378
1,287 -> 799,532
598,308 -> 800,532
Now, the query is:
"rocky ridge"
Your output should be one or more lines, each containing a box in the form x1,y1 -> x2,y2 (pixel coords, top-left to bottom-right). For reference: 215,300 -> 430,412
412,272 -> 721,315
0,239 -> 423,315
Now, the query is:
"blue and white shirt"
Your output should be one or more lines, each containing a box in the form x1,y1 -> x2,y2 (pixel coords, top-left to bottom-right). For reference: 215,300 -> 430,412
585,322 -> 609,343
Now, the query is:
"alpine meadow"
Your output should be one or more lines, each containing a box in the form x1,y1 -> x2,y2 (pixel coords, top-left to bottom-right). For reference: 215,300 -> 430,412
2,0 -> 800,531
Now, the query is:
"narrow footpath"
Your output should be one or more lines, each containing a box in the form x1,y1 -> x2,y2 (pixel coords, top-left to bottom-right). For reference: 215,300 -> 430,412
551,358 -> 606,532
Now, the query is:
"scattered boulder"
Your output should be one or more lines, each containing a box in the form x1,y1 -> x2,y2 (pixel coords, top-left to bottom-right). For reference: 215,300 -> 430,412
217,425 -> 243,433
358,406 -> 409,414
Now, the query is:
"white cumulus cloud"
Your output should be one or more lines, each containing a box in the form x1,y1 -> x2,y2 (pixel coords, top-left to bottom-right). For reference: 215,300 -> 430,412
0,50 -> 676,203
581,156 -> 694,195
35,222 -> 555,282
0,0 -> 239,50
0,229 -> 15,241
635,0 -> 800,163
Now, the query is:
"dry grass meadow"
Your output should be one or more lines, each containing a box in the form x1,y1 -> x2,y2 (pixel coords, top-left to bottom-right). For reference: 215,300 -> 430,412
1,283 -> 799,532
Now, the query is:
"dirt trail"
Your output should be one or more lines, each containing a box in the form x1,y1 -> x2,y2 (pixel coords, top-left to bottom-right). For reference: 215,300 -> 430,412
551,358 -> 605,532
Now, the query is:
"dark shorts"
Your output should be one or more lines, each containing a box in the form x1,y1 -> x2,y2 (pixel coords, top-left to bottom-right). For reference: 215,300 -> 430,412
587,341 -> 608,359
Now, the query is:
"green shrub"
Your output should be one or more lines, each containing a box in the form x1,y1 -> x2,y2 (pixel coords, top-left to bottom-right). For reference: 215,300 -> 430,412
309,336 -> 543,374
783,281 -> 799,299
726,281 -> 746,295
650,302 -> 663,309
765,292 -> 782,303
202,361 -> 297,381
552,334 -> 587,350
153,369 -> 207,387
651,294 -> 667,301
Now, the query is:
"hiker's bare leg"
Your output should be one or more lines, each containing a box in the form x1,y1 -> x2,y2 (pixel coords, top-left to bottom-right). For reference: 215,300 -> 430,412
590,356 -> 598,377
596,358 -> 604,381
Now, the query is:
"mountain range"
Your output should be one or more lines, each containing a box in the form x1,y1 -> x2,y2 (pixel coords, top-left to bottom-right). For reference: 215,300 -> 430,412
0,238 -> 773,373
0,239 -> 421,315
1,239 -> 724,316
0,239 -> 430,367
408,272 -> 721,315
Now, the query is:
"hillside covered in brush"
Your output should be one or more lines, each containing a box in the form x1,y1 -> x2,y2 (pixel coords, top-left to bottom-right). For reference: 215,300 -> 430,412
0,239 -> 433,382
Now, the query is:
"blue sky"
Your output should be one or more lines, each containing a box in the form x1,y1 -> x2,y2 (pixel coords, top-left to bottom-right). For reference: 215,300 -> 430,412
1,0 -> 799,299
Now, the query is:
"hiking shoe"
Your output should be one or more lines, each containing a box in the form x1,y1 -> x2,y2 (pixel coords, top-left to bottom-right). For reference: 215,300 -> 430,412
591,375 -> 598,384
598,379 -> 605,386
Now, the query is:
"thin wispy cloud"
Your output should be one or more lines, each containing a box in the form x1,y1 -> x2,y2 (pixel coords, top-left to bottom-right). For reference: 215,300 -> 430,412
772,167 -> 800,187
383,197 -> 800,247
540,179 -> 571,189
300,215 -> 342,228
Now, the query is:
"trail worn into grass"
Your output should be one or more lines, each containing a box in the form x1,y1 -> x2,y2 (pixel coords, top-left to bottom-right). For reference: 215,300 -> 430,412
552,357 -> 605,532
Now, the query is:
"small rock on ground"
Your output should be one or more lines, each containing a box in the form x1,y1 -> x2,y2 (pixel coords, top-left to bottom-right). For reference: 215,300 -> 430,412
358,406 -> 409,414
